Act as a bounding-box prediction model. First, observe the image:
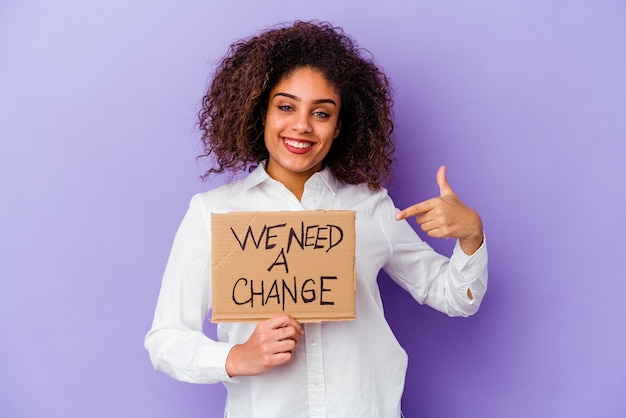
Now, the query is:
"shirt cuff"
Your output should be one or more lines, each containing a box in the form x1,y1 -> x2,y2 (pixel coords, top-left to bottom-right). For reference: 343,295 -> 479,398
186,341 -> 240,384
451,232 -> 487,281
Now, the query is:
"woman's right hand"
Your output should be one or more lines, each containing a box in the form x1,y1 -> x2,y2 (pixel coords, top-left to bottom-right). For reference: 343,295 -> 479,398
225,315 -> 304,377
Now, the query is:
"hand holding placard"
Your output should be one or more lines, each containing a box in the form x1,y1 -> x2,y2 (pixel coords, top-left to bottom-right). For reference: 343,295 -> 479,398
225,314 -> 304,377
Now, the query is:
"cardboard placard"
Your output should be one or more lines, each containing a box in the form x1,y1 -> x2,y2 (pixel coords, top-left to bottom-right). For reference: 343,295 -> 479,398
211,210 -> 356,323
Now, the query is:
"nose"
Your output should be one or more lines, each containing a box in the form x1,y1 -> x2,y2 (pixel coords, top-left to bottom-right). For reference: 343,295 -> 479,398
291,110 -> 312,134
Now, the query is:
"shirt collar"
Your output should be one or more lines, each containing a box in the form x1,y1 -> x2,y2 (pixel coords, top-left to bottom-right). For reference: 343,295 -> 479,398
242,161 -> 341,195
240,161 -> 269,190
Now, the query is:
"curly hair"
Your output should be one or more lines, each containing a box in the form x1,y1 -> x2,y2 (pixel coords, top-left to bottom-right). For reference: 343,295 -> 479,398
198,20 -> 395,189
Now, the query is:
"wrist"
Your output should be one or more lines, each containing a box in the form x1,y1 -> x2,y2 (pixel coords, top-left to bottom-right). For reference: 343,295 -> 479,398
459,214 -> 483,254
225,344 -> 242,377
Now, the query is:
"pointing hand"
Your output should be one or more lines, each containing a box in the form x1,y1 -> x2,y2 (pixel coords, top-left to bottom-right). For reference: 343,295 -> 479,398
395,166 -> 484,255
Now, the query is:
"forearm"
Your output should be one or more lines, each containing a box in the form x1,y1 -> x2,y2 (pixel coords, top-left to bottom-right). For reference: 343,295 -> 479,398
145,326 -> 236,384
444,236 -> 488,316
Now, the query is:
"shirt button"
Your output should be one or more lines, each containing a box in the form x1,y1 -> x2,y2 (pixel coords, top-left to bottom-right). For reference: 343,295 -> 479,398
311,340 -> 318,346
313,380 -> 320,387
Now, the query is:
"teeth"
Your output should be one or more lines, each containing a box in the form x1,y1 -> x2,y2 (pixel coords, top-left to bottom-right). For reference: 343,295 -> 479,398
284,138 -> 312,149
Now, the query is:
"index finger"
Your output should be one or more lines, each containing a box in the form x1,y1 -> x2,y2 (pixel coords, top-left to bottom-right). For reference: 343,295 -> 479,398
394,198 -> 437,221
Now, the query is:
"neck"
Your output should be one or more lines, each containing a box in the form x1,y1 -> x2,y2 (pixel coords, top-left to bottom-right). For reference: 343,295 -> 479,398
270,170 -> 310,200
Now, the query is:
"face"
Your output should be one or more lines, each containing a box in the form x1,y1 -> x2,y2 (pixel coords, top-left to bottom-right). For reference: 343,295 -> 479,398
263,67 -> 341,185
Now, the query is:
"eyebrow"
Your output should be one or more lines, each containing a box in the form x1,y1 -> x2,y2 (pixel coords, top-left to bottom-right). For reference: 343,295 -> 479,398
273,92 -> 337,106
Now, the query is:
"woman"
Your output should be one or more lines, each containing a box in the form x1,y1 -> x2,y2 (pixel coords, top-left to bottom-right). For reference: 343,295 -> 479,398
145,20 -> 487,417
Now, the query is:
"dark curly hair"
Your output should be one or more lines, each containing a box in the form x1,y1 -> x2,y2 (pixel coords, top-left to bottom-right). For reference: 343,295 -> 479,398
198,20 -> 395,189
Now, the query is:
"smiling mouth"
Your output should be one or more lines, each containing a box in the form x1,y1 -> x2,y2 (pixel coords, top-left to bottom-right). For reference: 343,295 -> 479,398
283,138 -> 313,150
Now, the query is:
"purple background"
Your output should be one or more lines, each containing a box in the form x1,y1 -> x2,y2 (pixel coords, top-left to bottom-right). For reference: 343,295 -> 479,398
1,1 -> 625,417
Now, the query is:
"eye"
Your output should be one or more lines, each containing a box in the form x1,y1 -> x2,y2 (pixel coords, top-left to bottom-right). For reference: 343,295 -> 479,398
313,111 -> 330,119
278,105 -> 294,112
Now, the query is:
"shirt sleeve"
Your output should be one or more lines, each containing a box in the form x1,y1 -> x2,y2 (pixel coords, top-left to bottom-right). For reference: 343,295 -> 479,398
144,194 -> 238,384
381,195 -> 488,317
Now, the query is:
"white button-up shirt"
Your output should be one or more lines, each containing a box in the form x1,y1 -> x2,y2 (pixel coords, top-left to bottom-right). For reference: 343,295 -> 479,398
145,163 -> 488,418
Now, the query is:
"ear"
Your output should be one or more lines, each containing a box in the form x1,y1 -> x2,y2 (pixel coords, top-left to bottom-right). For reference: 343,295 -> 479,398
333,120 -> 342,139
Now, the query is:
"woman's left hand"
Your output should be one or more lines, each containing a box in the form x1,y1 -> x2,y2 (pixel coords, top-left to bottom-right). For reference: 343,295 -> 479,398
395,166 -> 484,255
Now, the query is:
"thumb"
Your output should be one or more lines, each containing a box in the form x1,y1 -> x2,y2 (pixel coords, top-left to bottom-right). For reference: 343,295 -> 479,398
436,165 -> 454,196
